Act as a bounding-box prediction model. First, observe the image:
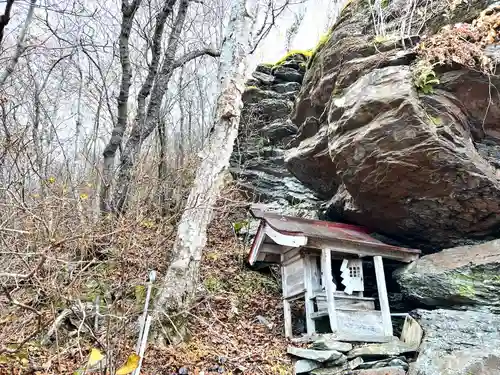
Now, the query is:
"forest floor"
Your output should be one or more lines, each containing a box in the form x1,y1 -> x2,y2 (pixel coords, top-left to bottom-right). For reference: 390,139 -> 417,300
0,185 -> 291,374
148,204 -> 290,374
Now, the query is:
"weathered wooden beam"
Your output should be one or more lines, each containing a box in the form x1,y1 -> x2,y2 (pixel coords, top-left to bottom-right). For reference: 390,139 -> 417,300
313,291 -> 375,301
248,223 -> 266,265
321,248 -> 338,333
303,256 -> 317,335
281,253 -> 293,339
283,256 -> 305,298
260,243 -> 284,254
374,255 -> 393,337
316,298 -> 375,311
283,289 -> 307,301
283,247 -> 301,262
264,223 -> 308,248
283,298 -> 293,339
331,332 -> 395,343
282,253 -> 303,267
308,238 -> 419,263
291,333 -> 395,344
400,314 -> 423,349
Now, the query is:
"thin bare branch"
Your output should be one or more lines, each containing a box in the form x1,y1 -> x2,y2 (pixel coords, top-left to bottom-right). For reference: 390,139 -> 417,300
173,47 -> 220,68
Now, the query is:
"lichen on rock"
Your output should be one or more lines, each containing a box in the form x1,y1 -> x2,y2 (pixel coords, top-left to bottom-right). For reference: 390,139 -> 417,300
395,239 -> 500,311
409,309 -> 500,375
283,0 -> 500,250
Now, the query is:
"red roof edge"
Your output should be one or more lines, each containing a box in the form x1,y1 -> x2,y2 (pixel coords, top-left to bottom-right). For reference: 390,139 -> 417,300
248,221 -> 265,264
249,205 -> 421,255
250,206 -> 372,234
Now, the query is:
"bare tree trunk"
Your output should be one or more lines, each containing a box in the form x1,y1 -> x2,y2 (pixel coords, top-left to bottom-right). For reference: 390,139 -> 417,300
30,53 -> 72,194
0,0 -> 36,86
177,68 -> 185,168
195,72 -> 207,148
32,78 -> 46,193
112,0 -> 190,213
100,0 -> 143,213
71,56 -> 85,218
136,0 -> 178,128
187,100 -> 192,154
157,117 -> 168,217
0,0 -> 15,46
153,0 -> 252,343
112,0 -> 218,213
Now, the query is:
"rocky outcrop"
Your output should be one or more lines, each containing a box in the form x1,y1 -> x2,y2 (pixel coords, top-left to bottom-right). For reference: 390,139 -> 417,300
232,2 -> 500,375
285,0 -> 500,250
230,54 -> 320,219
289,338 -> 413,375
395,239 -> 500,311
409,309 -> 500,375
323,64 -> 500,249
347,341 -> 417,359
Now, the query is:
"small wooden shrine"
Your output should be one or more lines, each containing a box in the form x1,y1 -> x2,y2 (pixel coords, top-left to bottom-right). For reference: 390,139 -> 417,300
248,205 -> 421,343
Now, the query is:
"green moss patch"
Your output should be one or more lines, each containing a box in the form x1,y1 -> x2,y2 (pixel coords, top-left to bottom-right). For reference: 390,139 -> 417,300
273,49 -> 313,66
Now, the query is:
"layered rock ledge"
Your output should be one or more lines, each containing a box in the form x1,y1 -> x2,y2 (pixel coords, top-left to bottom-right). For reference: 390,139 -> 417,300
285,1 -> 500,250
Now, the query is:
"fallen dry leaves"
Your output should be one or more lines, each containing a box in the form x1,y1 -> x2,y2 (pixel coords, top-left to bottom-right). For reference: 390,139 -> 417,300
417,5 -> 500,72
143,191 -> 291,374
0,186 -> 291,374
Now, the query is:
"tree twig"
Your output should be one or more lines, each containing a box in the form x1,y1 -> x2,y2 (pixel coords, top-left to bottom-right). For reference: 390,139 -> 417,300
173,47 -> 220,68
0,254 -> 46,279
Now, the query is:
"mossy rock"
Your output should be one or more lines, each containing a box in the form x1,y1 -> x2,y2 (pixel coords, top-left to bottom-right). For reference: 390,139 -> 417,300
396,242 -> 500,312
273,50 -> 313,66
256,63 -> 274,76
308,29 -> 335,69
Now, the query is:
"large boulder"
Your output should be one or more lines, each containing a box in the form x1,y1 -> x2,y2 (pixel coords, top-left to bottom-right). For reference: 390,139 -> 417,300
272,66 -> 304,83
260,119 -> 298,146
409,309 -> 500,375
242,98 -> 294,125
285,125 -> 338,198
325,65 -> 500,249
272,81 -> 302,94
286,0 -> 500,249
289,0 -> 492,128
395,239 -> 500,311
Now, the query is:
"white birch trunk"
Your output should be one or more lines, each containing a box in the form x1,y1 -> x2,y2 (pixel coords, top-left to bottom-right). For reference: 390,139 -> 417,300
153,0 -> 252,341
0,0 -> 37,86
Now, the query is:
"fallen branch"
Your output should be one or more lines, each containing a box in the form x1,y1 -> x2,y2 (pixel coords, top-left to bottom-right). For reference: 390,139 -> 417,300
0,286 -> 43,355
0,254 -> 46,279
41,302 -> 95,346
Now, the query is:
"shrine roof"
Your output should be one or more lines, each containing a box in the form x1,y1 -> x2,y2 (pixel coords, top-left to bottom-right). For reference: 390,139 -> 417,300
248,205 -> 421,265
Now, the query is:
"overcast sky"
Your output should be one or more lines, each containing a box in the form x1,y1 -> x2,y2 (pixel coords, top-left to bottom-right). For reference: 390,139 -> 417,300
0,0 -> 344,163
250,0 -> 342,69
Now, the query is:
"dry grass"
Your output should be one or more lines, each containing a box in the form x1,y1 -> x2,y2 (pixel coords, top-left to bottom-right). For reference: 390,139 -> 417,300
147,203 -> 290,374
0,187 -> 176,373
416,5 -> 500,73
0,177 -> 289,374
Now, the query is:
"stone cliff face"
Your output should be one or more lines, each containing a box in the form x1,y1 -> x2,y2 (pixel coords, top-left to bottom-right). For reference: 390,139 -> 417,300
285,0 -> 500,251
230,55 -> 320,218
231,3 -> 500,373
234,1 -> 500,252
